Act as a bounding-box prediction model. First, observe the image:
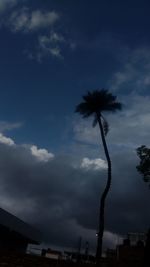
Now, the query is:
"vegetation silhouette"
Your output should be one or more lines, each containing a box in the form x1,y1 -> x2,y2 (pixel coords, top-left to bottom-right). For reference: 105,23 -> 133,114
75,89 -> 122,265
136,145 -> 150,187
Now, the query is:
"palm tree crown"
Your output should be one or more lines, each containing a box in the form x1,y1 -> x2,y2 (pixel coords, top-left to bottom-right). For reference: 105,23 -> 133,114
75,89 -> 122,118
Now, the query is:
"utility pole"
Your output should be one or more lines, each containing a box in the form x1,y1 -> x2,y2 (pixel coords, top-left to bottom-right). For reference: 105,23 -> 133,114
77,236 -> 82,262
85,241 -> 89,262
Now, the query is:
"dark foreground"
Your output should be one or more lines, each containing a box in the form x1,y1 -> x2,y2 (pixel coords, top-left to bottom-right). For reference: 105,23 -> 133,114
0,251 -> 147,267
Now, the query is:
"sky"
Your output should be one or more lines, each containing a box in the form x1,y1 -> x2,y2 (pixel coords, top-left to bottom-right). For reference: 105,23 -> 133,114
0,0 -> 150,253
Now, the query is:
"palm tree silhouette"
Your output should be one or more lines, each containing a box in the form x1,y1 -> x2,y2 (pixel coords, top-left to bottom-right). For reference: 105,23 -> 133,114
75,89 -> 122,265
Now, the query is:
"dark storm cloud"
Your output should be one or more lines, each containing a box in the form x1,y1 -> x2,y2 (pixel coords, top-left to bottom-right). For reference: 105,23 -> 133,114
107,150 -> 150,235
0,142 -> 103,249
0,137 -> 149,251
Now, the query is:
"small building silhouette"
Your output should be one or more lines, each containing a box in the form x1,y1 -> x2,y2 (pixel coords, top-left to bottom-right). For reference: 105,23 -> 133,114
116,232 -> 146,264
0,207 -> 41,253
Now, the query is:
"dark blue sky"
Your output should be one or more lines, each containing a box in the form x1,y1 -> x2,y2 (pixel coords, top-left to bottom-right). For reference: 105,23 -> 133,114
0,0 -> 150,251
0,0 -> 150,150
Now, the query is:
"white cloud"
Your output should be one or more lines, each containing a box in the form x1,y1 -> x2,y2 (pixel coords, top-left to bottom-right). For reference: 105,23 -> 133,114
81,157 -> 107,170
0,3 -> 75,61
37,32 -> 76,60
38,32 -> 65,59
29,10 -> 59,30
49,47 -> 61,58
0,121 -> 22,133
0,133 -> 15,146
5,7 -> 66,60
47,32 -> 64,43
9,8 -> 59,32
0,0 -> 17,12
31,145 -> 54,162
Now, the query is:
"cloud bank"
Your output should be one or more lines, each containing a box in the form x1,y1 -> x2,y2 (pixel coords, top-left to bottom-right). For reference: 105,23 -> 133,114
0,130 -> 149,252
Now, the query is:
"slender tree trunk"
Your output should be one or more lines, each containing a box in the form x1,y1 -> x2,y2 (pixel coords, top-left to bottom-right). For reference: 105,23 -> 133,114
96,114 -> 112,266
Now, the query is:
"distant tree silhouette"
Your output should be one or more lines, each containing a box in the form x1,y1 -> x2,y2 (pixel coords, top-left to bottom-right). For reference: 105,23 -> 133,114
75,89 -> 122,265
136,145 -> 150,187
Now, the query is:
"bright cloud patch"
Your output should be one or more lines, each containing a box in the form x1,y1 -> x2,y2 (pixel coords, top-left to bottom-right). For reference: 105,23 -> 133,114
9,8 -> 59,32
81,157 -> 107,170
31,145 -> 54,162
0,133 -> 15,146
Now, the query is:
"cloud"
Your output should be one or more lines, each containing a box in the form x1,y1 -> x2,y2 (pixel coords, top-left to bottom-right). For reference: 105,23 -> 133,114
0,132 -> 149,252
110,47 -> 150,93
37,32 -> 65,59
31,145 -> 54,162
0,121 -> 22,133
9,8 -> 59,32
0,2 -> 76,61
0,0 -> 17,12
0,133 -> 15,146
81,157 -> 107,170
73,118 -> 99,145
104,231 -> 123,248
4,6 -> 69,60
0,137 -> 101,250
48,32 -> 65,43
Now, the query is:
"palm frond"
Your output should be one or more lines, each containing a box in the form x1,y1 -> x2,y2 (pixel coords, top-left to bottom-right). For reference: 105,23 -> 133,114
106,102 -> 122,112
101,116 -> 109,136
75,102 -> 93,118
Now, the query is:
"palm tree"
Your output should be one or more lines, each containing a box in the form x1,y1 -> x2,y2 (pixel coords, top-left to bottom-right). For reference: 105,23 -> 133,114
75,89 -> 122,265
